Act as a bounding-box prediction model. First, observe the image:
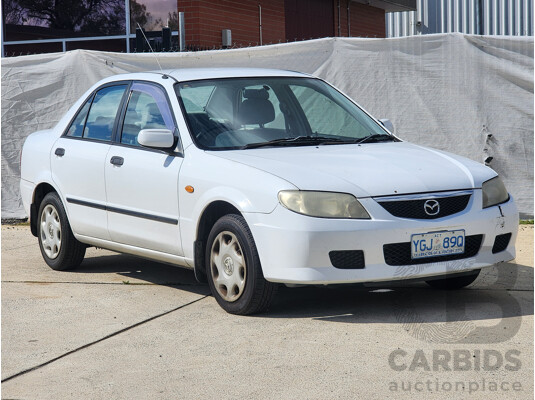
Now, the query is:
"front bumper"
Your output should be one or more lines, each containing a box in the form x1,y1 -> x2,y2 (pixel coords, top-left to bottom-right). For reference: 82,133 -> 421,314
245,190 -> 518,284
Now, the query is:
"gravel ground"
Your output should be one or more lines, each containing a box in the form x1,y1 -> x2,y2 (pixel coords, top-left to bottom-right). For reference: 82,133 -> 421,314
1,225 -> 533,399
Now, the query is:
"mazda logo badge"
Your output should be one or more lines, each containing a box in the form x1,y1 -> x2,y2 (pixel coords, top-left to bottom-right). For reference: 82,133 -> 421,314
424,199 -> 440,216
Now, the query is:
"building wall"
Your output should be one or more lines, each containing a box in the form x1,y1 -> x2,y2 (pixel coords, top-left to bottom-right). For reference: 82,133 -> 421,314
334,0 -> 386,38
285,0 -> 334,41
2,0 -> 388,56
386,0 -> 533,37
178,0 -> 386,49
178,0 -> 286,48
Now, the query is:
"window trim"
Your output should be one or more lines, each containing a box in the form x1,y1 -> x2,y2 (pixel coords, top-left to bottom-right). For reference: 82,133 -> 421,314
115,79 -> 183,157
62,80 -> 132,142
83,83 -> 130,142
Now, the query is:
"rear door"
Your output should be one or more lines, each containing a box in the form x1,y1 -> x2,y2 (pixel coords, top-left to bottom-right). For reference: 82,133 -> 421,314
51,83 -> 128,240
104,82 -> 184,255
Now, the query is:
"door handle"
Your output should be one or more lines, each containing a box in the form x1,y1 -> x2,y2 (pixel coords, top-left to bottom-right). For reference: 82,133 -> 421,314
110,156 -> 124,166
54,148 -> 65,157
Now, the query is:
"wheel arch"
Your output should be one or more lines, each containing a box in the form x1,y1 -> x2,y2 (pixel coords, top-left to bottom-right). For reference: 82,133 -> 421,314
30,182 -> 59,237
193,200 -> 241,283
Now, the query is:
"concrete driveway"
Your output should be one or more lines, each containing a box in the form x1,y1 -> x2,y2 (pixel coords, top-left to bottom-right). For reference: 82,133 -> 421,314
2,225 -> 533,399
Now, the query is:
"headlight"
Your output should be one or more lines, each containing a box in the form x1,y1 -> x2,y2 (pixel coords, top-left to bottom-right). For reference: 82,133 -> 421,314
278,190 -> 370,219
482,176 -> 509,208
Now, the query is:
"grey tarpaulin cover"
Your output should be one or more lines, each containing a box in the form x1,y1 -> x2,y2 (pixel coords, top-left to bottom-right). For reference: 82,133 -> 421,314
1,33 -> 533,219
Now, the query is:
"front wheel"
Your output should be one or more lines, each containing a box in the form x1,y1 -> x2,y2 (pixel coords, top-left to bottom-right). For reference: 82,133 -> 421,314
206,214 -> 277,315
426,270 -> 481,290
37,192 -> 86,270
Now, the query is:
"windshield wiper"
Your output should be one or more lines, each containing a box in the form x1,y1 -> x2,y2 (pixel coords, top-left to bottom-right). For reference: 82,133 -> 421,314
241,136 -> 347,149
355,134 -> 396,144
241,134 -> 396,149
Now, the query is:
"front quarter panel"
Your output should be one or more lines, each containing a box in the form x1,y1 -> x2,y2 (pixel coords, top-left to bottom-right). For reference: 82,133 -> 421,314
178,147 -> 297,260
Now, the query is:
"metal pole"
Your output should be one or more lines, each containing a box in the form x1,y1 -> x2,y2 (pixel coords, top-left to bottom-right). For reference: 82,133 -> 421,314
522,0 -> 528,35
440,0 -> 445,32
337,0 -> 341,36
347,1 -> 350,36
508,0 -> 514,35
179,12 -> 185,51
0,3 -> 4,57
454,0 -> 459,32
259,5 -> 262,45
62,40 -> 66,52
125,0 -> 131,52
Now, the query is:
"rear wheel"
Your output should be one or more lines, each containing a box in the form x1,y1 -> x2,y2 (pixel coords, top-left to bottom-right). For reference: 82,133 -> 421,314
206,214 -> 277,315
37,192 -> 86,270
426,270 -> 480,290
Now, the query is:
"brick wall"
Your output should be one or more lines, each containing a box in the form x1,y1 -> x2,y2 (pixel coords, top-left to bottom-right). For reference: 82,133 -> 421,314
333,0 -> 385,38
285,0 -> 334,41
178,0 -> 385,49
178,0 -> 286,48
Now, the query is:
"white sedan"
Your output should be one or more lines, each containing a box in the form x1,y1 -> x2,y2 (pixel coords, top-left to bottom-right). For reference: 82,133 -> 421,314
20,68 -> 518,314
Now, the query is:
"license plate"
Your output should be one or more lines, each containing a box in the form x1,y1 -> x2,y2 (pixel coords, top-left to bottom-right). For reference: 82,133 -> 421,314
411,230 -> 465,259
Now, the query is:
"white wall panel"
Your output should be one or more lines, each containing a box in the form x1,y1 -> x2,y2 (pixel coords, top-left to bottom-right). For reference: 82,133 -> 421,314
387,0 -> 533,36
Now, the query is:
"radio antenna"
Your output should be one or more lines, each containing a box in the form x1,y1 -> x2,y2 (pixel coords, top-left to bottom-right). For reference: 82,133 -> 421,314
136,22 -> 163,73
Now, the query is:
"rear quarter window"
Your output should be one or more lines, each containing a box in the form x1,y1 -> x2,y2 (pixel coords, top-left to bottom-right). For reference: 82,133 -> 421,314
66,96 -> 92,137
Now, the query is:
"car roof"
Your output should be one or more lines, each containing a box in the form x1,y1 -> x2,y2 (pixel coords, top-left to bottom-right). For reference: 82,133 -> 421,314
100,68 -> 312,85
164,68 -> 311,81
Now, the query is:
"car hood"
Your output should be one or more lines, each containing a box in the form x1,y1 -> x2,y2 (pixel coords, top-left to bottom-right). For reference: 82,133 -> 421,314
209,142 -> 495,197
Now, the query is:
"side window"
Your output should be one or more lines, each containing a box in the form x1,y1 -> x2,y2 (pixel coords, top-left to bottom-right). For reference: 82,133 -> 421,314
83,85 -> 127,141
66,95 -> 92,137
121,83 -> 176,147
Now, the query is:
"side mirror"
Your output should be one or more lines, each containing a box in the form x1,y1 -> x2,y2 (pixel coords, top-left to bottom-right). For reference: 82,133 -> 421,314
138,129 -> 175,150
379,119 -> 394,133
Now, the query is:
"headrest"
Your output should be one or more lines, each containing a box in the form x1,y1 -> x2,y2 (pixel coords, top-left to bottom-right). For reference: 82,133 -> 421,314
144,103 -> 165,127
145,102 -> 160,115
125,110 -> 140,121
237,98 -> 275,125
243,88 -> 269,100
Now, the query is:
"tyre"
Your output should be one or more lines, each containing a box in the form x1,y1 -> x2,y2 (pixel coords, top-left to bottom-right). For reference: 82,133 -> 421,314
37,192 -> 86,270
426,270 -> 481,290
206,214 -> 277,315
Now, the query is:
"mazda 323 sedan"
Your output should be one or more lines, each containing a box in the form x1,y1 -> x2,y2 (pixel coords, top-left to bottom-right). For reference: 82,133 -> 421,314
20,68 -> 518,314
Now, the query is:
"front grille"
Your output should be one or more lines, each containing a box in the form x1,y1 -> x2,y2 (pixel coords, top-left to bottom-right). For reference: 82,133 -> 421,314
329,250 -> 365,269
383,234 -> 483,266
492,233 -> 512,254
377,194 -> 471,219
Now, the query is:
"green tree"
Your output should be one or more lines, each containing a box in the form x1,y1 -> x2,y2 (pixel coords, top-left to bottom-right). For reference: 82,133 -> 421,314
129,0 -> 152,33
6,0 -> 126,34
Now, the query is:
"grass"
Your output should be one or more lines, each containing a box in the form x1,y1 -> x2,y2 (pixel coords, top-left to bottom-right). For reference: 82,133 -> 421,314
520,219 -> 534,225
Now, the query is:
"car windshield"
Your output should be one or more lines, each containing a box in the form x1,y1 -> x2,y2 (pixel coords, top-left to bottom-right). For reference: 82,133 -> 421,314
176,77 -> 393,150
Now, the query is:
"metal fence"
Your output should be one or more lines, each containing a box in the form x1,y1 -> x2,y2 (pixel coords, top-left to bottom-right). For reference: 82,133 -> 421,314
386,0 -> 533,37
